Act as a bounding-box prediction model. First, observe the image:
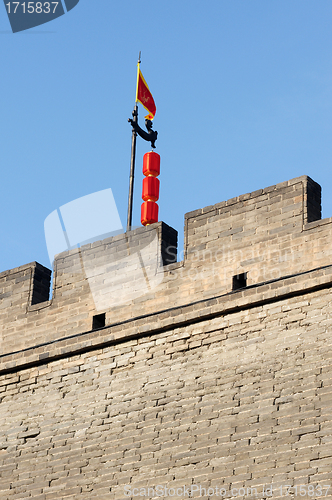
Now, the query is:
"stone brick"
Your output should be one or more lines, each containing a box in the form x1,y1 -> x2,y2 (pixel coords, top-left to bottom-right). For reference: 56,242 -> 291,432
1,175 -> 332,499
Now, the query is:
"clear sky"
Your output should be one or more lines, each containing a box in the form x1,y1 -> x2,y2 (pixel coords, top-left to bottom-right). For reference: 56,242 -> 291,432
1,0 -> 332,273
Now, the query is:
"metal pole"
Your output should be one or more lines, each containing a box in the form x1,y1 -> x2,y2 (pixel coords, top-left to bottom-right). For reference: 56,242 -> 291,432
127,103 -> 138,232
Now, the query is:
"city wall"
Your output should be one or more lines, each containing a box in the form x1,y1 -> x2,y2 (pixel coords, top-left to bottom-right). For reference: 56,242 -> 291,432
0,175 -> 330,366
0,175 -> 331,499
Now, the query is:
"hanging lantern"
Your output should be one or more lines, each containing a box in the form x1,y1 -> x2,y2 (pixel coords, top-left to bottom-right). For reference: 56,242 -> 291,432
141,201 -> 159,226
142,176 -> 160,202
141,151 -> 160,226
143,151 -> 160,177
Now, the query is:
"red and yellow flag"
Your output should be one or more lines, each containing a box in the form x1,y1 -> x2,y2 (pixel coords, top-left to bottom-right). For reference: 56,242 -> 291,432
136,65 -> 156,120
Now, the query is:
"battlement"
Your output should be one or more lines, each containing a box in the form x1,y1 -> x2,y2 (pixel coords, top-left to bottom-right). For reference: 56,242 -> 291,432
1,175 -> 332,499
1,174 -> 332,372
189,173 -> 321,246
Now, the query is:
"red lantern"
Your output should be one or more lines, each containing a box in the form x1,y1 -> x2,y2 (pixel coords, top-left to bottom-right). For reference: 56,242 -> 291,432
141,201 -> 159,226
143,151 -> 160,177
142,176 -> 160,202
141,151 -> 161,226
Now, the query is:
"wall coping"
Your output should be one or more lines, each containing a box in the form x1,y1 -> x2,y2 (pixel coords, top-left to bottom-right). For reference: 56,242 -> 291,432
184,175 -> 317,219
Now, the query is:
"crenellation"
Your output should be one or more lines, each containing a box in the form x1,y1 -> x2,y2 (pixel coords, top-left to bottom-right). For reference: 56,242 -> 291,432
1,175 -> 332,499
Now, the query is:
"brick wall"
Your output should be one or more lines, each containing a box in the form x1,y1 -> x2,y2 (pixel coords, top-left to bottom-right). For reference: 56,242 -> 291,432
0,175 -> 332,499
0,283 -> 332,499
1,175 -> 331,359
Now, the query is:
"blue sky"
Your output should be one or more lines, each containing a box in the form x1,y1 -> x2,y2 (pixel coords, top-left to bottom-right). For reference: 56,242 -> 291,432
1,0 -> 332,273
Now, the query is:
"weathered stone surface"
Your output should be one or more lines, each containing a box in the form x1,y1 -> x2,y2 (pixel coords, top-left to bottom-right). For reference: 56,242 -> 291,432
0,175 -> 331,499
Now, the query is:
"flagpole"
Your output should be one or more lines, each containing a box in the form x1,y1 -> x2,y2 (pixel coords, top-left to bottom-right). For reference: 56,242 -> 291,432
126,53 -> 141,232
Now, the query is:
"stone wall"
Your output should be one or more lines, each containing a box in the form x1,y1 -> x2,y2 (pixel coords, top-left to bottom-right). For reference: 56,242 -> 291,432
1,175 -> 331,362
0,175 -> 331,499
0,282 -> 331,499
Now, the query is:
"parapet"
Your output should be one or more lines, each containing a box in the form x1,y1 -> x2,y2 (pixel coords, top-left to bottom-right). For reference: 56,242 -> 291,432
1,175 -> 332,372
0,261 -> 51,315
